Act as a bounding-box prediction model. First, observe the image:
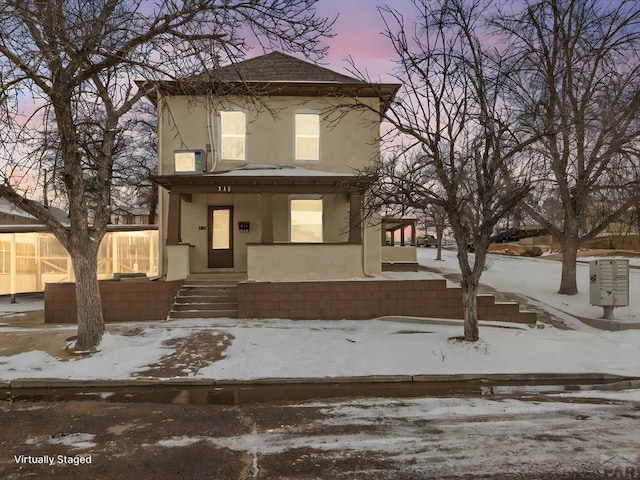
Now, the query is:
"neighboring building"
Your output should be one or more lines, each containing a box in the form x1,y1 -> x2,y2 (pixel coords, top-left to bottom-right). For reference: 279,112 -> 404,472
0,199 -> 159,297
0,198 -> 68,226
144,52 -> 400,281
0,198 -> 35,225
111,206 -> 154,225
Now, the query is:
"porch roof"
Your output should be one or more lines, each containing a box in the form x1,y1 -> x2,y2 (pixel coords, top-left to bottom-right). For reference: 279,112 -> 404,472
152,164 -> 373,194
382,217 -> 417,231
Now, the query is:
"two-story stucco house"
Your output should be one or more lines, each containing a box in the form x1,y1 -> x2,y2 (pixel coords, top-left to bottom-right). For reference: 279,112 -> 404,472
145,52 -> 400,283
42,53 -> 535,325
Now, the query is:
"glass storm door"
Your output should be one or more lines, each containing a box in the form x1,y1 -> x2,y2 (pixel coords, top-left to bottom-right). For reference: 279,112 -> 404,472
208,206 -> 233,268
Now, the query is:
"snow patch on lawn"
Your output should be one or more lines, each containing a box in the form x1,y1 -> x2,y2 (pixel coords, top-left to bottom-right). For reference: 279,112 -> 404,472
0,329 -> 191,380
195,318 -> 639,379
0,318 -> 638,381
417,249 -> 639,324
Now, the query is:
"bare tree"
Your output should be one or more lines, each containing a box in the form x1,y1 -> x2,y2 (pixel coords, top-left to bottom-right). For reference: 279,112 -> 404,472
422,205 -> 448,261
25,99 -> 159,224
360,0 -> 538,342
112,100 -> 159,224
495,0 -> 640,294
0,0 -> 332,351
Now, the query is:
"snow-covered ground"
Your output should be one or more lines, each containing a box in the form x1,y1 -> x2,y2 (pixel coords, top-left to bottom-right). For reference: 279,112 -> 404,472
0,316 -> 638,384
0,249 -> 638,387
417,248 -> 639,325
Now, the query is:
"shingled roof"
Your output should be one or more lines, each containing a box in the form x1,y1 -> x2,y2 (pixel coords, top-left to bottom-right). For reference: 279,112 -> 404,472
191,51 -> 365,84
138,51 -> 400,105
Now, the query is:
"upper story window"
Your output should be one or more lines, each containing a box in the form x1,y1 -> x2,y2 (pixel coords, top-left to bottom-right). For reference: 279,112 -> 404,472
295,113 -> 320,161
220,111 -> 246,161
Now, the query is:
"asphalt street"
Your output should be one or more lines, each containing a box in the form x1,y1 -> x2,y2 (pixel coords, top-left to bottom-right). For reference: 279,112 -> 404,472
1,390 -> 638,480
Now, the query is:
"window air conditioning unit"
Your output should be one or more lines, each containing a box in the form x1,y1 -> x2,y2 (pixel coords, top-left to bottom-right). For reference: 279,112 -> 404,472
174,150 -> 205,174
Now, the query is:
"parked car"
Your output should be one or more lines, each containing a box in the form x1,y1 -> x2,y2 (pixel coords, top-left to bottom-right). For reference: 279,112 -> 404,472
416,235 -> 438,247
490,226 -> 548,244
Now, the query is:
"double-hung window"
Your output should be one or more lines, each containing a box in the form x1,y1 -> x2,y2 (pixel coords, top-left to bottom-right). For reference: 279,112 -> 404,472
295,113 -> 320,161
220,111 -> 246,161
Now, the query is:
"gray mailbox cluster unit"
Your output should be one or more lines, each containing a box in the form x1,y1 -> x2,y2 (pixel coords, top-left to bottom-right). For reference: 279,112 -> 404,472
589,259 -> 630,319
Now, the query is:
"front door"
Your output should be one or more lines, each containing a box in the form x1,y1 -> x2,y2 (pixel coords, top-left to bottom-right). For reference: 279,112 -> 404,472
208,206 -> 233,268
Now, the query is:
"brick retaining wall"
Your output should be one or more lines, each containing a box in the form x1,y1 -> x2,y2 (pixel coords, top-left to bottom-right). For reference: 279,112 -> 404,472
237,280 -> 536,325
44,279 -> 182,324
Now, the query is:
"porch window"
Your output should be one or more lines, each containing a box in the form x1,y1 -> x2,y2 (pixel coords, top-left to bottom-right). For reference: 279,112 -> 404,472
290,198 -> 323,243
220,111 -> 246,161
295,113 -> 320,161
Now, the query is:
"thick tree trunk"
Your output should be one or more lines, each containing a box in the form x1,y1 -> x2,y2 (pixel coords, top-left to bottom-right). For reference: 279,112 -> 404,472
462,279 -> 479,342
453,225 -> 483,342
70,250 -> 105,351
559,228 -> 580,295
435,225 -> 443,261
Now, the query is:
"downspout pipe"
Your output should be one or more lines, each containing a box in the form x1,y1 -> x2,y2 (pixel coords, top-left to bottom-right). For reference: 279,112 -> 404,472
206,96 -> 217,172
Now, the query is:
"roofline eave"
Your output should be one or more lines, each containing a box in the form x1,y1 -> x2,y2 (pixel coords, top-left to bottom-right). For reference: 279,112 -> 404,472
150,173 -> 373,194
136,79 -> 401,104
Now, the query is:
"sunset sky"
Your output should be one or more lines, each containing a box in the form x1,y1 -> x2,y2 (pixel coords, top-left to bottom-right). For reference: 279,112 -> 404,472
310,0 -> 414,82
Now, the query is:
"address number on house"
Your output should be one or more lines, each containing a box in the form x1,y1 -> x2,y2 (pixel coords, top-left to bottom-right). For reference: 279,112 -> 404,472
218,185 -> 232,193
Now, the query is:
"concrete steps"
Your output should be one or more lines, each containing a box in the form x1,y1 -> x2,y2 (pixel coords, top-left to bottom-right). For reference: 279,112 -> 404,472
169,274 -> 245,319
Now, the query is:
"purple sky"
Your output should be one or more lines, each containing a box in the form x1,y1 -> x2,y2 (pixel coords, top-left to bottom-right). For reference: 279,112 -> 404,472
312,0 -> 413,82
14,1 -> 409,124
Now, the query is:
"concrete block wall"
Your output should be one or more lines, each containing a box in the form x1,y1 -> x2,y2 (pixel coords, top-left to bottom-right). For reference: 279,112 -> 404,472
44,280 -> 183,323
237,280 -> 536,325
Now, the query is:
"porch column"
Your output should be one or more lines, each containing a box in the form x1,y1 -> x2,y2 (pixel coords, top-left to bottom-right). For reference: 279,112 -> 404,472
400,225 -> 406,246
348,193 -> 362,245
410,222 -> 416,246
261,192 -> 274,244
166,191 -> 182,245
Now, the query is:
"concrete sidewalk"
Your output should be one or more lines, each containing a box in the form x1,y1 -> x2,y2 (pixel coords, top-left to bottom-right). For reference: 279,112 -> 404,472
3,372 -> 637,390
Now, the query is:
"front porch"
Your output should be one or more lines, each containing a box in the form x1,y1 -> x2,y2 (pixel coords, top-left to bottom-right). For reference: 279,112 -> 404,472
153,165 -> 377,282
381,217 -> 418,271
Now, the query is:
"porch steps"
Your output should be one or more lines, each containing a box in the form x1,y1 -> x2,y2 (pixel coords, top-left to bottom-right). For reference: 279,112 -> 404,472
169,274 -> 246,320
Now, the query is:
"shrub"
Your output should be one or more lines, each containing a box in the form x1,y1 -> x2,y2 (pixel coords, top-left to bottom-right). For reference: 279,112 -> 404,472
521,246 -> 543,257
